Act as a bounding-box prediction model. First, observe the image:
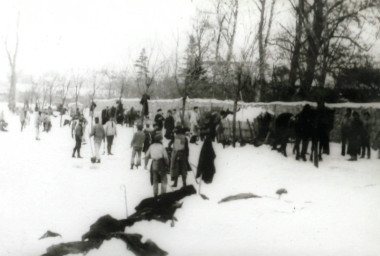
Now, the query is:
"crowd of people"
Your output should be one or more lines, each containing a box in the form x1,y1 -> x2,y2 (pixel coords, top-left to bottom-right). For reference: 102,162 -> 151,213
2,101 -> 380,198
341,108 -> 380,160
67,103 -> 209,198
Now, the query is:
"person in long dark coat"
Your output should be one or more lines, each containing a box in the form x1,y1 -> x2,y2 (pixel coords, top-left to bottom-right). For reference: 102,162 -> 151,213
140,94 -> 150,118
101,107 -> 109,125
154,109 -> 165,131
361,111 -> 371,159
347,111 -> 363,161
341,108 -> 352,156
196,136 -> 216,184
116,101 -> 124,124
164,110 -> 175,140
170,126 -> 191,187
109,105 -> 116,119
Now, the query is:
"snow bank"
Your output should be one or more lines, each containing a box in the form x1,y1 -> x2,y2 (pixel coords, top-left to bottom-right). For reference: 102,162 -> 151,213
1,101 -> 380,256
226,106 -> 272,122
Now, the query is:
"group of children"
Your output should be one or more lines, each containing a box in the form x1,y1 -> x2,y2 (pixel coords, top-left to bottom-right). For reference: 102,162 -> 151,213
130,122 -> 191,198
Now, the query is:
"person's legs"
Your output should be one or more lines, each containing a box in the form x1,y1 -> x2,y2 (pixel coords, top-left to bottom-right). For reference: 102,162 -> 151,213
109,136 -> 114,154
76,137 -> 82,158
152,171 -> 159,197
180,161 -> 187,187
107,136 -> 112,154
131,148 -> 136,169
36,127 -> 40,140
341,131 -> 347,156
94,141 -> 101,161
365,137 -> 371,159
136,149 -> 142,166
301,138 -> 309,161
72,144 -> 77,157
160,172 -> 167,194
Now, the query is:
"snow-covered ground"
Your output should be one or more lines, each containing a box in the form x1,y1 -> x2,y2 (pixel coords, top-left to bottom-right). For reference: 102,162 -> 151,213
0,104 -> 380,256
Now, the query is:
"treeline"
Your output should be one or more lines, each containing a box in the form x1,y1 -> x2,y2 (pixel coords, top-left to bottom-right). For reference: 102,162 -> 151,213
10,0 -> 380,110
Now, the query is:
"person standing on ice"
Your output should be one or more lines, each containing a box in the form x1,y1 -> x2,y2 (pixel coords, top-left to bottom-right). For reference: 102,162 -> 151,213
189,106 -> 200,140
170,126 -> 190,188
341,108 -> 352,156
164,110 -> 175,140
20,107 -> 27,132
374,129 -> 380,159
347,111 -> 363,161
104,116 -> 117,155
130,124 -> 145,169
145,134 -> 169,197
101,106 -> 110,125
90,117 -> 106,163
360,111 -> 371,159
72,118 -> 84,158
154,109 -> 165,131
35,111 -> 43,140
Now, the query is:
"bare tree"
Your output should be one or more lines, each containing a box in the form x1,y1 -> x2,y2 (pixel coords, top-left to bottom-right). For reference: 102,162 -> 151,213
223,0 -> 239,63
288,0 -> 304,88
72,73 -> 83,109
102,69 -> 118,99
298,0 -> 380,92
210,0 -> 239,99
47,74 -> 58,107
4,13 -> 20,111
117,68 -> 129,101
254,0 -> 277,101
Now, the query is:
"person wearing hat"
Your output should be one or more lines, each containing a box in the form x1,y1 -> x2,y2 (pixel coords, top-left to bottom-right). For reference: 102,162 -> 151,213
170,126 -> 190,188
130,124 -> 145,169
154,108 -> 165,131
145,134 -> 169,197
72,118 -> 84,158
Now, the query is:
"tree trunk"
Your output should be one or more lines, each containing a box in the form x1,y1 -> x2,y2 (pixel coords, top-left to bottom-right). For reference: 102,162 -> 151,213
303,0 -> 324,92
289,0 -> 304,88
225,0 -> 239,64
8,67 -> 16,111
60,98 -> 65,127
317,41 -> 329,87
181,96 -> 186,127
256,0 -> 266,102
232,91 -> 239,148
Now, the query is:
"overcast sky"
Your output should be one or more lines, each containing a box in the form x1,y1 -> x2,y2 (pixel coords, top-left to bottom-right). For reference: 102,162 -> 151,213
0,0 -> 206,79
0,0 -> 378,85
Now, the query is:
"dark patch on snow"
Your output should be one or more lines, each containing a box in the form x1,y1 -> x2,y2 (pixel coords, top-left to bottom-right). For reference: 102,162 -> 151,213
42,185 -> 196,256
200,194 -> 209,200
127,185 -> 196,225
39,230 -> 61,240
82,215 -> 130,241
218,193 -> 261,204
42,241 -> 102,256
112,232 -> 168,256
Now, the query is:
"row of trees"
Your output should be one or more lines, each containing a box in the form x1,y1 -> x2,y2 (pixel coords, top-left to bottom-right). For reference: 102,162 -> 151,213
5,0 -> 380,112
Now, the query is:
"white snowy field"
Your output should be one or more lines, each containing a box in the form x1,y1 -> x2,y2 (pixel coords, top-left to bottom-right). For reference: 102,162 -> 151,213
0,107 -> 380,256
